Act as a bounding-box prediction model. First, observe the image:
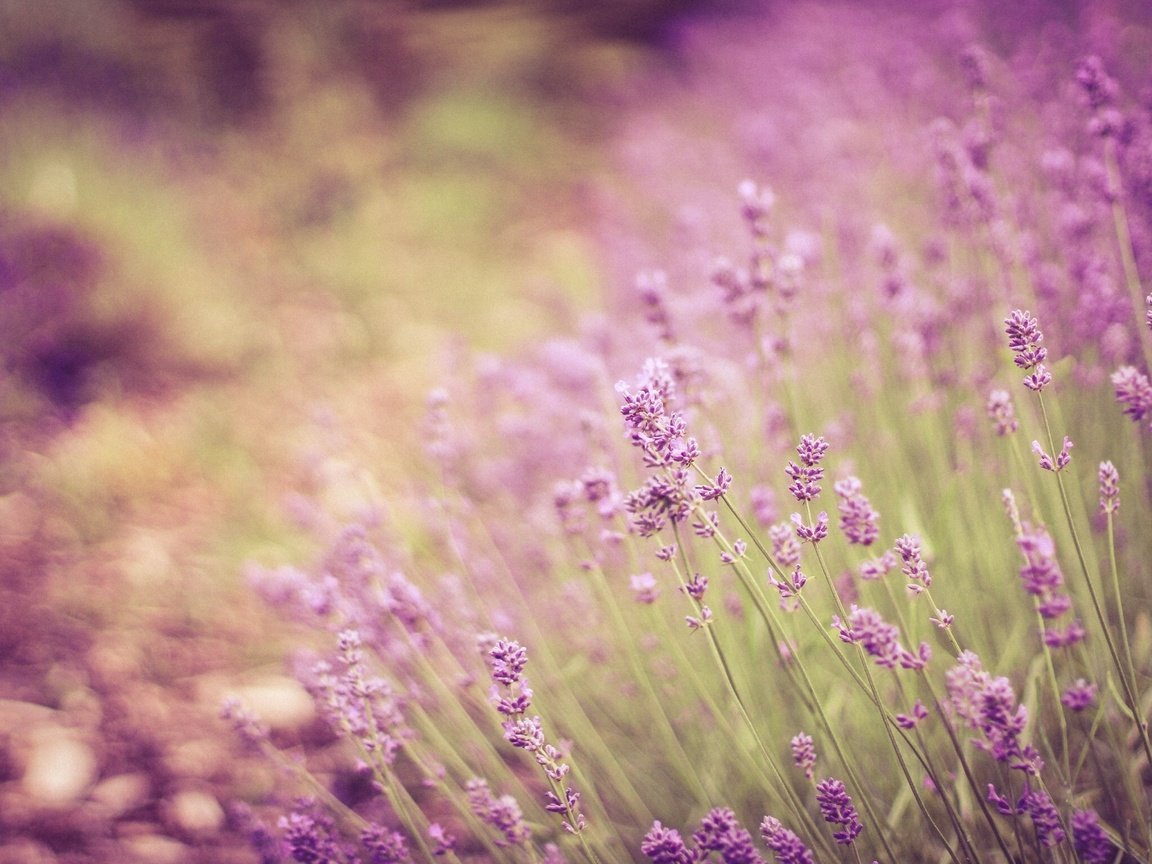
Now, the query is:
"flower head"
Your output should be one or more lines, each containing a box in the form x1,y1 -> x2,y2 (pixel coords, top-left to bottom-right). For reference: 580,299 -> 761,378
760,817 -> 814,864
833,477 -> 879,546
1098,461 -> 1120,514
1004,310 -> 1051,391
815,778 -> 863,845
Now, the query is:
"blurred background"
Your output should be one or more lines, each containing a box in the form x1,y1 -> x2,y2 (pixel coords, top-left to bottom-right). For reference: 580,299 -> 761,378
0,1 -> 725,861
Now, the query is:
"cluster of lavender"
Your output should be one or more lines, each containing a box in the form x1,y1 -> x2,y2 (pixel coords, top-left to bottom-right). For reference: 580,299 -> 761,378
224,10 -> 1151,864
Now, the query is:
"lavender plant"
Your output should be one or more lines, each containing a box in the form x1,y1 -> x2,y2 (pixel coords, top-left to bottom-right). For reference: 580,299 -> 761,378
225,9 -> 1152,864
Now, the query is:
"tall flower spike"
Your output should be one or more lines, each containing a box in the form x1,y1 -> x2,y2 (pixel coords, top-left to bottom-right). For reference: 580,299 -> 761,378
1111,365 -> 1152,425
986,389 -> 1019,435
815,778 -> 863,845
790,732 -> 817,779
641,821 -> 695,864
760,817 -> 814,864
833,476 -> 879,546
1098,461 -> 1120,514
1070,809 -> 1116,864
785,434 -> 829,502
1004,310 -> 1052,391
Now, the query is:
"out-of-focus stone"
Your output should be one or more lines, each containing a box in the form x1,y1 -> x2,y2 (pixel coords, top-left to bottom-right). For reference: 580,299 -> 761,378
21,729 -> 98,806
166,788 -> 225,835
89,772 -> 150,819
163,737 -> 228,780
209,675 -> 315,731
0,838 -> 57,864
120,833 -> 190,864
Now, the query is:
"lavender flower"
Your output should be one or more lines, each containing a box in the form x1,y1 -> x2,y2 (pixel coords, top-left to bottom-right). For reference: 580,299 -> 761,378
1019,788 -> 1065,848
769,523 -> 801,568
946,652 -> 1041,774
833,476 -> 879,546
1004,310 -> 1052,391
694,808 -> 766,864
1060,679 -> 1098,712
696,467 -> 733,501
631,572 -> 661,604
815,778 -> 863,845
1031,436 -> 1073,472
426,823 -> 455,857
759,817 -> 814,864
790,511 -> 828,544
637,270 -> 675,343
1111,365 -> 1152,425
362,824 -> 413,864
466,779 -> 531,848
785,434 -> 829,502
280,807 -> 345,864
834,605 -> 929,670
858,549 -> 898,581
1098,461 -> 1120,514
894,534 -> 931,595
985,389 -> 1019,435
790,732 -> 817,779
641,821 -> 695,864
1070,809 -> 1116,863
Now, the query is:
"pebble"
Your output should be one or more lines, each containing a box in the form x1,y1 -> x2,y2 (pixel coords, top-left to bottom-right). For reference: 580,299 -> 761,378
89,772 -> 150,819
120,834 -> 190,864
21,730 -> 98,806
167,788 -> 225,835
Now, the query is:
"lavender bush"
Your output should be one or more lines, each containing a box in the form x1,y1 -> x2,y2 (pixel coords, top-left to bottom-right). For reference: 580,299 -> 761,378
226,5 -> 1152,863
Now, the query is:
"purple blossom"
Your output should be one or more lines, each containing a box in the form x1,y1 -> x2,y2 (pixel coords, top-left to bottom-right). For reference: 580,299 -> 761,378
815,778 -> 863,845
503,715 -> 545,751
1031,436 -> 1073,472
785,435 -> 829,502
1111,365 -> 1152,424
545,787 -> 586,834
790,511 -> 828,544
769,523 -> 801,568
986,389 -> 1019,435
466,779 -> 530,848
790,732 -> 817,779
987,784 -> 1017,816
895,534 -> 931,595
641,821 -> 695,864
1060,679 -> 1097,712
637,270 -> 675,343
686,606 -> 713,630
427,824 -> 455,857
833,476 -> 879,546
631,572 -> 661,604
759,817 -> 814,864
1098,461 -> 1120,514
768,565 -> 807,609
946,652 -> 1041,774
1004,310 -> 1050,391
684,572 -> 708,600
1020,788 -> 1065,847
896,700 -> 930,729
693,808 -> 765,864
858,549 -> 898,581
1070,809 -> 1116,863
697,467 -> 733,501
1076,55 -> 1118,111
279,807 -> 344,864
834,605 -> 926,669
488,639 -> 528,686
362,824 -> 413,864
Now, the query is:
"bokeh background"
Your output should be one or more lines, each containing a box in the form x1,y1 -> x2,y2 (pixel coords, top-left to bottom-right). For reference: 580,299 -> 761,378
0,2 -> 722,861
2,1 -> 1151,862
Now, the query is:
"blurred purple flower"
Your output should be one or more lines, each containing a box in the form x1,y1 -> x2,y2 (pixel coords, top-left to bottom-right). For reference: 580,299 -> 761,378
1070,809 -> 1116,863
1111,365 -> 1152,425
1098,461 -> 1120,514
833,477 -> 879,546
790,732 -> 816,779
986,389 -> 1019,435
1061,679 -> 1098,712
759,817 -> 813,864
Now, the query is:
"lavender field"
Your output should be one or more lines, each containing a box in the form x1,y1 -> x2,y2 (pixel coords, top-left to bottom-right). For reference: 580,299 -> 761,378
3,1 -> 1152,862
